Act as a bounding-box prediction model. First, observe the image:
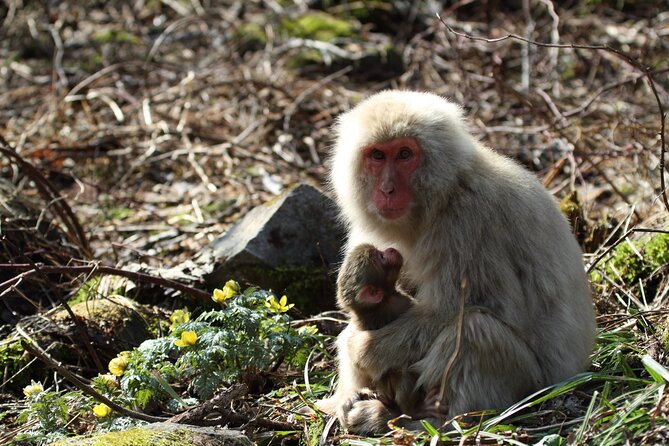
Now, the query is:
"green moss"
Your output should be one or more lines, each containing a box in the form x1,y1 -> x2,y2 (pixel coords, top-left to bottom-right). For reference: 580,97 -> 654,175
235,23 -> 267,51
107,207 -> 134,220
559,54 -> 577,81
287,48 -> 324,68
68,276 -> 103,306
251,264 -> 335,314
93,29 -> 141,45
660,318 -> 669,353
593,233 -> 669,287
281,12 -> 355,42
52,426 -> 193,446
0,341 -> 29,389
645,233 -> 669,267
68,276 -> 128,306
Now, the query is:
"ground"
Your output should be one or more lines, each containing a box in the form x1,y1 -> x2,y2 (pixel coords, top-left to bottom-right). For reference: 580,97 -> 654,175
0,1 -> 668,445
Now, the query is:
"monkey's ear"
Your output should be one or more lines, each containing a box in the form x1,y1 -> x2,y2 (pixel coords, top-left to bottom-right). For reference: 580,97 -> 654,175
359,286 -> 384,304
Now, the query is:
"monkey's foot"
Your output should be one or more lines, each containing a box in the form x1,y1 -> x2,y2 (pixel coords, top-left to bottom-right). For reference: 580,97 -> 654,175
410,388 -> 448,422
339,390 -> 396,435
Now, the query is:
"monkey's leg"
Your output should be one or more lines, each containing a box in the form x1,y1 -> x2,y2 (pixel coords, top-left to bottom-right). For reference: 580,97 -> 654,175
414,308 -> 547,416
344,309 -> 546,432
316,325 -> 372,415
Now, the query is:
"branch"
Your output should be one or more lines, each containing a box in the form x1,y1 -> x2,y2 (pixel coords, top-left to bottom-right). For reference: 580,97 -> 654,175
20,339 -> 166,423
587,228 -> 669,273
0,263 -> 212,302
0,145 -> 91,256
436,13 -> 668,213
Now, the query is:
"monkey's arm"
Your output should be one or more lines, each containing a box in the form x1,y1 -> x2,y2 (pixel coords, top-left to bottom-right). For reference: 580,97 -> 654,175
346,303 -> 443,381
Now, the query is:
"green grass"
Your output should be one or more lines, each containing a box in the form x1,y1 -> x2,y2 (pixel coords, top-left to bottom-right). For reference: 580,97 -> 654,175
293,319 -> 668,445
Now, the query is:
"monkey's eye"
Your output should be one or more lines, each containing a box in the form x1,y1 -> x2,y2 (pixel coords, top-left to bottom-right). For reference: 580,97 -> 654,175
397,147 -> 413,160
370,149 -> 385,160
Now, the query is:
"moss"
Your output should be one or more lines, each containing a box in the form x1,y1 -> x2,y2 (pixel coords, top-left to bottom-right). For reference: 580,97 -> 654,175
645,233 -> 669,267
660,318 -> 669,353
52,423 -> 251,445
0,340 -> 29,389
68,277 -> 103,306
235,23 -> 267,52
93,29 -> 141,45
107,207 -> 134,220
52,426 -> 192,446
287,49 -> 325,68
281,12 -> 355,42
593,233 -> 669,289
55,295 -> 154,347
265,264 -> 334,314
220,263 -> 335,315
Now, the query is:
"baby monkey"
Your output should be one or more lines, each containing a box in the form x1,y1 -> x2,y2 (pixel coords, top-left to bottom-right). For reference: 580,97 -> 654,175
333,243 -> 426,431
336,243 -> 413,330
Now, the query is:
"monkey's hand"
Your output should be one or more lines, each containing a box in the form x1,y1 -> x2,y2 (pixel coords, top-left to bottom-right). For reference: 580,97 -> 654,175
414,388 -> 450,421
347,307 -> 439,380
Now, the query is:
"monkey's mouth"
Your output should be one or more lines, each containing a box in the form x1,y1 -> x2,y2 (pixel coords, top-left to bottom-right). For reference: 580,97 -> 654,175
377,206 -> 407,220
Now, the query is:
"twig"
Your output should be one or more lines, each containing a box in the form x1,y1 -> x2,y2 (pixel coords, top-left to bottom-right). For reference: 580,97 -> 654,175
168,383 -> 248,424
1,236 -> 105,372
167,383 -> 299,430
20,339 -> 167,423
283,66 -> 353,133
0,146 -> 91,257
437,277 -> 467,406
436,14 -> 668,213
587,228 -> 669,273
0,263 -> 212,302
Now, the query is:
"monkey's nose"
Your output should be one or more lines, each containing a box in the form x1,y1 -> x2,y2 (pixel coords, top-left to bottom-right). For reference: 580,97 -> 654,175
381,183 -> 395,196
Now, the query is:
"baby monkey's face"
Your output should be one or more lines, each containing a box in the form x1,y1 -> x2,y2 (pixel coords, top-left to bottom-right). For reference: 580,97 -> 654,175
338,244 -> 403,307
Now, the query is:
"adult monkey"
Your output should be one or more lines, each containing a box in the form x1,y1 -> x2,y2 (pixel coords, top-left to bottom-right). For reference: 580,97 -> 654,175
320,91 -> 596,434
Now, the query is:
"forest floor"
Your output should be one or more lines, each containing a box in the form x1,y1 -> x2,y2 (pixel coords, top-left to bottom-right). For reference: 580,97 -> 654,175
1,1 -> 669,445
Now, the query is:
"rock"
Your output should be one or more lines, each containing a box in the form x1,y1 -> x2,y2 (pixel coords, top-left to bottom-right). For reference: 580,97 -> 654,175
194,183 -> 345,314
52,294 -> 155,350
50,422 -> 252,446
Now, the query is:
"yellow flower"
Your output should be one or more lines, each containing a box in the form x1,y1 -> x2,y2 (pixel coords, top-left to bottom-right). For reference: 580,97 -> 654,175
265,295 -> 294,313
23,382 -> 44,397
108,355 -> 128,376
97,373 -> 118,389
93,403 -> 112,418
297,325 -> 318,335
169,309 -> 190,327
212,280 -> 240,303
174,330 -> 198,347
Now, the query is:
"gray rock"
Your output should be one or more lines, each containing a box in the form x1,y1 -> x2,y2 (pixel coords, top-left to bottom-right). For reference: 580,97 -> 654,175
197,183 -> 345,314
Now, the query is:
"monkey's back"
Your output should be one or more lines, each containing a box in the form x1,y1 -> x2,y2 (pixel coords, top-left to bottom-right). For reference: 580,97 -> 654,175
412,144 -> 595,385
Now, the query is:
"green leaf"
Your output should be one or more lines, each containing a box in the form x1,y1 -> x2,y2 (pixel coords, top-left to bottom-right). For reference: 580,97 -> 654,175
641,354 -> 669,383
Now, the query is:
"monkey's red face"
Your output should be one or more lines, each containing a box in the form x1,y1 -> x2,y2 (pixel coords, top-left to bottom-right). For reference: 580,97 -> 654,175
361,137 -> 422,220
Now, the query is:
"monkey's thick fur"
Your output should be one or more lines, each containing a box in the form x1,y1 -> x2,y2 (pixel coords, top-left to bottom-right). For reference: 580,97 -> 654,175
336,243 -> 413,331
320,91 -> 596,434
335,243 -> 421,416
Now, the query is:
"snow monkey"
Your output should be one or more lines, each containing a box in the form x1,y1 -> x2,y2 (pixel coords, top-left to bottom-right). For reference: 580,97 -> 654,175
333,242 -> 425,423
318,90 -> 596,434
336,243 -> 413,331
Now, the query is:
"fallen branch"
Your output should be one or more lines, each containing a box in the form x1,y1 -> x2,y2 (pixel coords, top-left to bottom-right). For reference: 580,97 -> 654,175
168,383 -> 249,424
20,338 -> 167,423
437,13 -> 668,213
0,263 -> 212,302
0,145 -> 91,257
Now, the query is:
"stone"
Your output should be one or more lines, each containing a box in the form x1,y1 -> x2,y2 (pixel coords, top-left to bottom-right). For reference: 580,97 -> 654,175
196,183 -> 345,314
